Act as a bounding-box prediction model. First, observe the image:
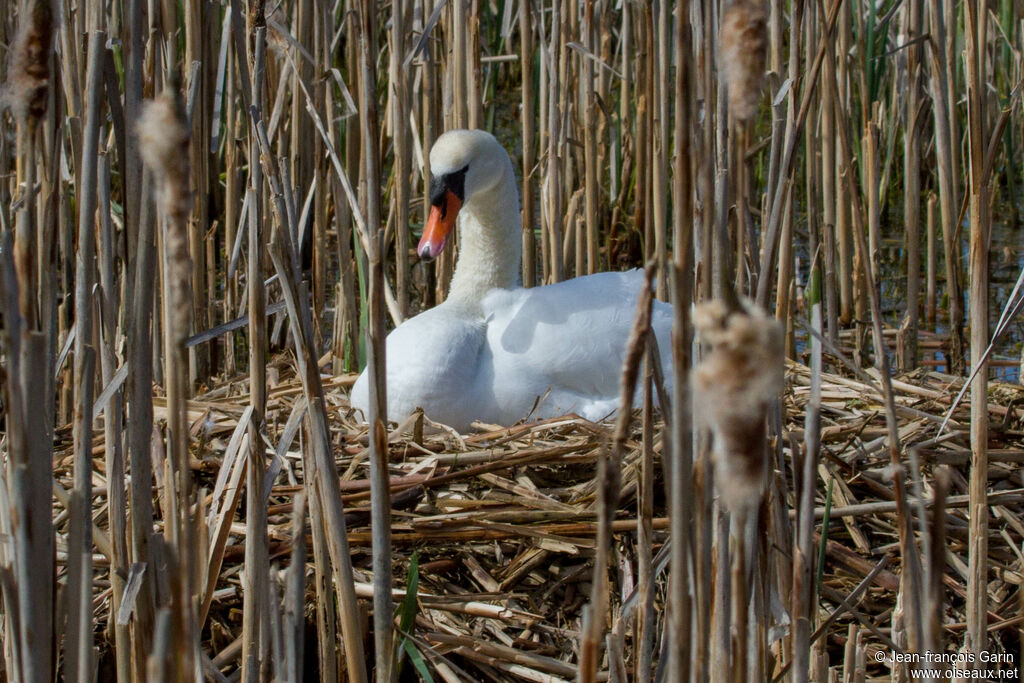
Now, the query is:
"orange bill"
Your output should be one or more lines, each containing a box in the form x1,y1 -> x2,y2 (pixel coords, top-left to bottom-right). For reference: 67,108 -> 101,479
418,190 -> 462,260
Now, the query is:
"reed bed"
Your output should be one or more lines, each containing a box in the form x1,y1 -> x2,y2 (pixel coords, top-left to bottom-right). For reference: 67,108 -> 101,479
36,354 -> 1024,681
2,0 -> 1024,680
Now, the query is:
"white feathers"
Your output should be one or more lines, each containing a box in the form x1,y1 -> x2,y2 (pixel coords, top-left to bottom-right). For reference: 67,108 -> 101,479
350,131 -> 673,431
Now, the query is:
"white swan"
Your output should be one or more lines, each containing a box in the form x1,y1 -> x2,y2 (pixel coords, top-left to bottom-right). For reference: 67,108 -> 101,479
350,130 -> 672,432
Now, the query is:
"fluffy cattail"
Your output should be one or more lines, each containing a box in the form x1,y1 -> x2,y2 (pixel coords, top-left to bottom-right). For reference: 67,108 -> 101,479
719,0 -> 768,122
138,94 -> 191,225
692,299 -> 783,513
5,1 -> 54,123
264,2 -> 290,55
138,93 -> 192,339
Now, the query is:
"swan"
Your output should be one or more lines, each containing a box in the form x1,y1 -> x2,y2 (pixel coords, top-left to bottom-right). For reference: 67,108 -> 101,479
350,129 -> 672,432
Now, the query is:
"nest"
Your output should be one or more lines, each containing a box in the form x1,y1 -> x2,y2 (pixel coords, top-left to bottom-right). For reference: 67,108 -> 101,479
49,347 -> 1024,680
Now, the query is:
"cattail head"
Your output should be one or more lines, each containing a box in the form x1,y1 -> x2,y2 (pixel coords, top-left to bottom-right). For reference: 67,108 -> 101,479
719,0 -> 768,122
137,93 -> 191,225
264,2 -> 290,55
4,1 -> 55,123
138,92 -> 193,341
691,299 -> 783,513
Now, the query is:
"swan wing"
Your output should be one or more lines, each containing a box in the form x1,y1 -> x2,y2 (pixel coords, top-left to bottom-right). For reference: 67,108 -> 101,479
351,306 -> 492,430
482,270 -> 672,422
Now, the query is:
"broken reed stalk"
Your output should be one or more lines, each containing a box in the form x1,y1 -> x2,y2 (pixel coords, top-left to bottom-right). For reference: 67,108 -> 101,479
834,2 -> 853,328
964,0 -> 990,659
243,18 -> 270,681
802,3 -> 818,308
693,6 -> 717,662
224,55 -> 240,376
729,512 -> 749,683
577,265 -> 654,683
0,272 -> 53,683
0,235 -> 22,681
711,507 -> 731,681
357,0 -> 393,676
451,0 -> 469,128
67,348 -> 96,683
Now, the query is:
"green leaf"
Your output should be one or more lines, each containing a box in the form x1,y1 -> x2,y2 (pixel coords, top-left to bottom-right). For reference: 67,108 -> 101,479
395,552 -> 422,679
402,639 -> 435,683
807,261 -> 822,307
398,551 -> 420,633
354,230 -> 368,370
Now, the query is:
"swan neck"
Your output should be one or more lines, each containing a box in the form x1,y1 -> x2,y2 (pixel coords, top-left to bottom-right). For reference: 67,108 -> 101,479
446,164 -> 521,307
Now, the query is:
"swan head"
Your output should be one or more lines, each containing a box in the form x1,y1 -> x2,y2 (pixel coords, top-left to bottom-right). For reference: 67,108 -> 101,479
419,129 -> 511,261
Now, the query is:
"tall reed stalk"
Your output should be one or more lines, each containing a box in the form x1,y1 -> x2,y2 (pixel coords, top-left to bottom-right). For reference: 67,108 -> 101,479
242,10 -> 270,679
964,0 -> 990,659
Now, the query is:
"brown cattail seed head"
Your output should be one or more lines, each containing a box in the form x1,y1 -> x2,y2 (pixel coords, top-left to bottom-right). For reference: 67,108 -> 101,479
137,94 -> 191,225
5,1 -> 55,123
719,1 -> 768,122
264,2 -> 290,55
692,299 -> 783,513
138,93 -> 193,340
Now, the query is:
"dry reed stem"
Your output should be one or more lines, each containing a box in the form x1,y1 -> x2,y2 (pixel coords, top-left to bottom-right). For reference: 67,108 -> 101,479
243,21 -> 271,681
66,24 -> 106,683
356,0 -> 392,676
578,264 -> 653,682
896,0 -> 923,373
964,0 -> 991,659
668,2 -> 695,679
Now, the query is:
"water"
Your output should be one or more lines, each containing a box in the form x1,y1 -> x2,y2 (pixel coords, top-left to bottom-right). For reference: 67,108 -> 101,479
811,205 -> 1024,383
